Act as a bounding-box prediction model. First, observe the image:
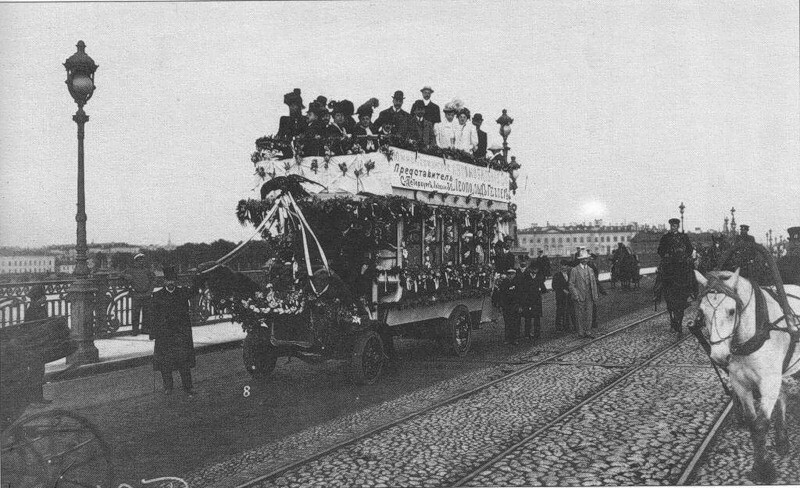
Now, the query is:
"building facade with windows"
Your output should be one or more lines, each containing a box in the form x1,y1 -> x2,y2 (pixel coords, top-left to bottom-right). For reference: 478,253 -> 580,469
0,255 -> 56,275
516,222 -> 639,258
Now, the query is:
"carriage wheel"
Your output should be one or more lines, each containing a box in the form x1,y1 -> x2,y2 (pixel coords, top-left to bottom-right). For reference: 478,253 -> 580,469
445,305 -> 472,358
349,330 -> 385,385
243,330 -> 279,380
1,409 -> 113,488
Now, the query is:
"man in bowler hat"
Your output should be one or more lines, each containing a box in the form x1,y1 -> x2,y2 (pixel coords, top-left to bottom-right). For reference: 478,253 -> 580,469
472,113 -> 488,158
150,266 -> 198,396
374,90 -> 410,135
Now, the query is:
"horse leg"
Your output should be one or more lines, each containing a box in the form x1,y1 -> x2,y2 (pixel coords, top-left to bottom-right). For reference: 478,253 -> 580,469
774,391 -> 790,456
749,381 -> 783,483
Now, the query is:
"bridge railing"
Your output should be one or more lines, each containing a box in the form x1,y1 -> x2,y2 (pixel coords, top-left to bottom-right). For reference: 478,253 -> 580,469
0,271 -> 251,336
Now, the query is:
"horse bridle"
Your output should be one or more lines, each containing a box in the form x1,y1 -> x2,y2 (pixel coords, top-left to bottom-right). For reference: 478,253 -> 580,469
699,276 -> 753,346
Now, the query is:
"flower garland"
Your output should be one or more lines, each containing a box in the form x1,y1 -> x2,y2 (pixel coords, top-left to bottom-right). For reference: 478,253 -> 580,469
252,134 -> 520,176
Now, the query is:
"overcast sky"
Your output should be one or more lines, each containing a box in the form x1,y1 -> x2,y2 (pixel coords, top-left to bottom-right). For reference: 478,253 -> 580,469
1,1 -> 798,248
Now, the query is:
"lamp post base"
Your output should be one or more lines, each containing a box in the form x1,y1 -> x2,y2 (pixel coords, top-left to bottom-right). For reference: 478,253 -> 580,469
67,277 -> 99,365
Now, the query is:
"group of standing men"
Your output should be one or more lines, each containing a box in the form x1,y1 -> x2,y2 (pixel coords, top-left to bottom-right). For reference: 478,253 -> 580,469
494,244 -> 604,345
275,87 -> 489,157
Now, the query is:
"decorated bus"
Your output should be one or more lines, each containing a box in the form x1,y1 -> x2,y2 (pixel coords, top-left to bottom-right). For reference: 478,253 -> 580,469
200,133 -> 519,384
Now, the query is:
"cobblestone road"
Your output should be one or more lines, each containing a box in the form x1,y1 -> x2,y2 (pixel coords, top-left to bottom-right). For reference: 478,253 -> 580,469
690,376 -> 800,485
202,312 -> 684,488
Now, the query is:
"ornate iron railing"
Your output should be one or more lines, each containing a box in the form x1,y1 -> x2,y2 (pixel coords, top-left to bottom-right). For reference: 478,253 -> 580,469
0,272 -> 236,336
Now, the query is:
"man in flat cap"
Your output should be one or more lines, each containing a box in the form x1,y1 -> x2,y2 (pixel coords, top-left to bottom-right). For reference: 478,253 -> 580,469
405,100 -> 437,148
472,113 -> 488,158
657,217 -> 695,333
276,88 -> 308,143
374,90 -> 410,136
420,86 -> 441,125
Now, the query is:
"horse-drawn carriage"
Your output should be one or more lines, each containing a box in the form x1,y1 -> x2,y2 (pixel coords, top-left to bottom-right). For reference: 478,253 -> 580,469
201,137 -> 517,384
0,317 -> 113,487
609,249 -> 640,289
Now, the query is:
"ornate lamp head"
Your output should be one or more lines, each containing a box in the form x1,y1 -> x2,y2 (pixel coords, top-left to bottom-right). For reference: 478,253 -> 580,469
64,41 -> 98,107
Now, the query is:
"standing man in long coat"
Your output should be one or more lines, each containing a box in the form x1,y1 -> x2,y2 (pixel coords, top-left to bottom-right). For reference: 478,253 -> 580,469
495,268 -> 520,346
657,217 -> 694,333
552,261 -> 572,331
150,266 -> 197,396
569,249 -> 600,339
24,284 -> 51,404
517,259 -> 548,342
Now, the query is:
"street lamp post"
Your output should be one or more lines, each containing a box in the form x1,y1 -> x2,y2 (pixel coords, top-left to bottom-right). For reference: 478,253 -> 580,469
679,202 -> 685,233
730,207 -> 736,236
64,41 -> 99,364
496,109 -> 513,164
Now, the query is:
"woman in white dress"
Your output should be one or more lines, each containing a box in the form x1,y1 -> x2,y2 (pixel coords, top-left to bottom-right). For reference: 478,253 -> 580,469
453,108 -> 478,153
435,102 -> 458,149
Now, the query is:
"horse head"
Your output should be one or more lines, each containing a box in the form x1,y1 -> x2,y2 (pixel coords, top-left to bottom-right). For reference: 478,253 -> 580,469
694,268 -> 754,367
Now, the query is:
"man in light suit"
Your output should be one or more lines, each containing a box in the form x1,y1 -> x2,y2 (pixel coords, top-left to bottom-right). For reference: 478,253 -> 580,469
568,249 -> 600,338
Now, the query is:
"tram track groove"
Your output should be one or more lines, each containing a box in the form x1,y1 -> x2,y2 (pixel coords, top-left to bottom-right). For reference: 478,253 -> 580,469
234,310 -> 666,488
676,400 -> 733,485
451,333 -> 692,487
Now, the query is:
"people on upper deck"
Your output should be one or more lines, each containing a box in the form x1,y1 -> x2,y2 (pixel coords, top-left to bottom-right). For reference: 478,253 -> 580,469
419,86 -> 441,125
473,113 -> 487,158
454,107 -> 479,153
352,101 -> 379,153
374,90 -> 410,136
436,102 -> 458,148
276,88 -> 308,141
405,100 -> 437,149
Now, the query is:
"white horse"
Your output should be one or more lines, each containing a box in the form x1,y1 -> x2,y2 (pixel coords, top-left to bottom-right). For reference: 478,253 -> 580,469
694,268 -> 800,483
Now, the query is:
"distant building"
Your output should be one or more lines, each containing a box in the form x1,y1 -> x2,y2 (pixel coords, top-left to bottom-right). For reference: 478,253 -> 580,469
0,255 -> 56,275
630,228 -> 717,257
516,221 -> 639,258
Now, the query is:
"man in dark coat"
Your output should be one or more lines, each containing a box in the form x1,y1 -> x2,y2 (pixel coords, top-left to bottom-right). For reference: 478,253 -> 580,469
517,259 -> 549,341
420,86 -> 441,125
535,248 -> 551,277
150,266 -> 197,396
657,218 -> 695,332
276,88 -> 308,141
552,261 -> 572,331
495,268 -> 520,345
374,90 -> 410,135
405,100 -> 437,148
472,113 -> 488,158
24,284 -> 51,404
493,239 -> 516,272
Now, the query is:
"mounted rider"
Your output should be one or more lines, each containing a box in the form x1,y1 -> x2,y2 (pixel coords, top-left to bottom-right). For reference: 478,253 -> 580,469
717,224 -> 799,335
657,218 -> 695,332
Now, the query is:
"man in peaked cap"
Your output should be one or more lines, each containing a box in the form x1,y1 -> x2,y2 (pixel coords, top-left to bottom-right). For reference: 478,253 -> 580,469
150,265 -> 199,396
374,90 -> 410,135
657,217 -> 695,333
420,86 -> 441,125
276,88 -> 308,145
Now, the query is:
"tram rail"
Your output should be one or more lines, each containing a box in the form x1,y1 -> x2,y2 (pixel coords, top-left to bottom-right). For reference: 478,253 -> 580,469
676,400 -> 734,485
451,333 -> 692,487
235,310 -> 667,488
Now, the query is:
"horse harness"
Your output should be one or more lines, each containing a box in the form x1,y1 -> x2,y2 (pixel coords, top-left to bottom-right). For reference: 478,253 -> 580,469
697,275 -> 800,373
